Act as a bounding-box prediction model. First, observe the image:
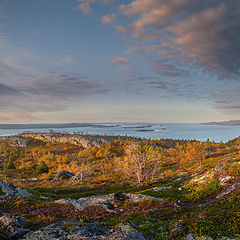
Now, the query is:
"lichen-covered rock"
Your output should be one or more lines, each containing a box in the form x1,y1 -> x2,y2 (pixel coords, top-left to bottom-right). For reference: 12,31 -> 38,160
0,215 -> 29,239
55,194 -> 115,212
0,180 -> 29,197
21,133 -> 103,149
55,193 -> 164,212
124,193 -> 164,203
171,223 -> 184,235
218,176 -> 235,186
22,220 -> 146,240
183,233 -> 197,240
216,182 -> 240,199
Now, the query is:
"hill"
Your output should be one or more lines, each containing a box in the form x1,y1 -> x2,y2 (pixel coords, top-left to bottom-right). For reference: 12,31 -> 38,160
0,133 -> 240,239
205,120 -> 240,126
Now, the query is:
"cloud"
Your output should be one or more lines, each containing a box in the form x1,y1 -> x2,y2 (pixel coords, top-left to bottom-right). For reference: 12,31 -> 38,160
55,56 -> 79,65
76,2 -> 93,14
0,83 -> 18,95
0,24 -> 5,44
105,57 -> 130,65
101,14 -> 117,25
25,72 -> 107,98
151,60 -> 189,77
74,0 -> 112,14
116,0 -> 240,78
0,63 -> 109,122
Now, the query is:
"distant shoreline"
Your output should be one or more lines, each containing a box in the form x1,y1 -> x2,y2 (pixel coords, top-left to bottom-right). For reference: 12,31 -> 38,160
0,123 -> 119,130
1,121 -> 240,130
204,120 -> 240,126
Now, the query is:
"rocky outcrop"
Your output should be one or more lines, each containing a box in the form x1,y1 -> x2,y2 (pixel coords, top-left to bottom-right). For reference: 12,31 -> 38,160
0,215 -> 29,239
22,220 -> 146,240
216,182 -> 240,199
55,193 -> 164,212
21,133 -> 104,149
0,180 -> 29,198
0,136 -> 29,148
188,168 -> 234,186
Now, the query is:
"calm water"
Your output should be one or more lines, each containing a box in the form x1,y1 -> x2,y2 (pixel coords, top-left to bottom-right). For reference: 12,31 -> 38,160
0,123 -> 239,143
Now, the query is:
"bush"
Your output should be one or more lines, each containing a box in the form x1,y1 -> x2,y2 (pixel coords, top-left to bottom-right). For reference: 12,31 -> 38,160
6,152 -> 16,169
37,161 -> 49,173
184,179 -> 221,202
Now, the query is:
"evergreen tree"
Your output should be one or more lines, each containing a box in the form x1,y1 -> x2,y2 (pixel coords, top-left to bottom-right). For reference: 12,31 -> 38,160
7,152 -> 16,169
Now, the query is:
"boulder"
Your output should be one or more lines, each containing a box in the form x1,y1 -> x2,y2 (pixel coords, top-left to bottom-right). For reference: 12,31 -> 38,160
216,182 -> 240,199
55,194 -> 115,212
22,220 -> 146,240
0,215 -> 29,239
218,176 -> 235,186
114,193 -> 127,202
171,223 -> 184,235
16,188 -> 30,197
53,170 -> 75,181
0,179 -> 29,197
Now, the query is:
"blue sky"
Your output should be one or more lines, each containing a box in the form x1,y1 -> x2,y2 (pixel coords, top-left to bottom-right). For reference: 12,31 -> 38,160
0,0 -> 239,123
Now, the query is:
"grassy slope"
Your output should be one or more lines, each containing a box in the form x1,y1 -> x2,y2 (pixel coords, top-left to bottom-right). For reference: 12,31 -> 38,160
0,136 -> 240,239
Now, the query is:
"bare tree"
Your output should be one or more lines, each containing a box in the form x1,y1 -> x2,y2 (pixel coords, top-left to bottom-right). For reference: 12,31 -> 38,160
124,143 -> 163,186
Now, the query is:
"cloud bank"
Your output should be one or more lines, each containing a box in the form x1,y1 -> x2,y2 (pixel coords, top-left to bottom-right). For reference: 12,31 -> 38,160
106,0 -> 240,78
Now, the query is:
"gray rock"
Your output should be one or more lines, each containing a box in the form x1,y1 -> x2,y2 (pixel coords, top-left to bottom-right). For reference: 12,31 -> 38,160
16,188 -> 30,197
152,186 -> 172,192
55,194 -> 115,212
0,179 -> 29,197
183,233 -> 197,240
22,220 -> 146,240
55,193 -> 164,212
0,215 -> 29,239
124,193 -> 164,203
218,176 -> 235,186
0,181 -> 15,196
22,133 -> 103,149
216,182 -> 240,199
171,223 -> 184,235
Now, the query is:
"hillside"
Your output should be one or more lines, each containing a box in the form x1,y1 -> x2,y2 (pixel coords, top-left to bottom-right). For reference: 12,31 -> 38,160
205,120 -> 240,126
0,133 -> 240,239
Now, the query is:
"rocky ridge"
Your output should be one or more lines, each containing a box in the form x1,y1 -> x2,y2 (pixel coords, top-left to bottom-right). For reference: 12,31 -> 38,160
21,133 -> 105,148
22,220 -> 146,240
0,136 -> 29,148
0,180 -> 29,199
55,193 -> 165,212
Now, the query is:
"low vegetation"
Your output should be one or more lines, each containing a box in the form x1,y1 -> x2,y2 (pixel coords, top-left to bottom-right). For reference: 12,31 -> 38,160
1,132 -> 240,239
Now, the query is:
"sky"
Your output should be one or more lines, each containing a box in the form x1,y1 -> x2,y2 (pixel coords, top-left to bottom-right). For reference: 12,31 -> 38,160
0,0 -> 240,124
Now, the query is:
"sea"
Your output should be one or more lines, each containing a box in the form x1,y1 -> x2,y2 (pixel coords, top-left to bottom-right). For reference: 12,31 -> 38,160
0,123 -> 240,143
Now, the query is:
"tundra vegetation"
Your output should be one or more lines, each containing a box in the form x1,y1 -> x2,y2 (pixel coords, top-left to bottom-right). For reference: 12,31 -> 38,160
0,133 -> 240,239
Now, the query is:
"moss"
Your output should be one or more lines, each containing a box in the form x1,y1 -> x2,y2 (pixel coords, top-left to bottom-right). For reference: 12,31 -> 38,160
62,221 -> 90,232
184,179 -> 221,202
0,186 -> 4,195
0,232 -> 8,240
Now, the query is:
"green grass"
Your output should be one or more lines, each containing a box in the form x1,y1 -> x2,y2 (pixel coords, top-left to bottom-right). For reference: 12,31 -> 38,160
183,179 -> 221,202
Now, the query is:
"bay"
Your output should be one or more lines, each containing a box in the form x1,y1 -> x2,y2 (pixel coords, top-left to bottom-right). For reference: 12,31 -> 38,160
0,123 -> 240,143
